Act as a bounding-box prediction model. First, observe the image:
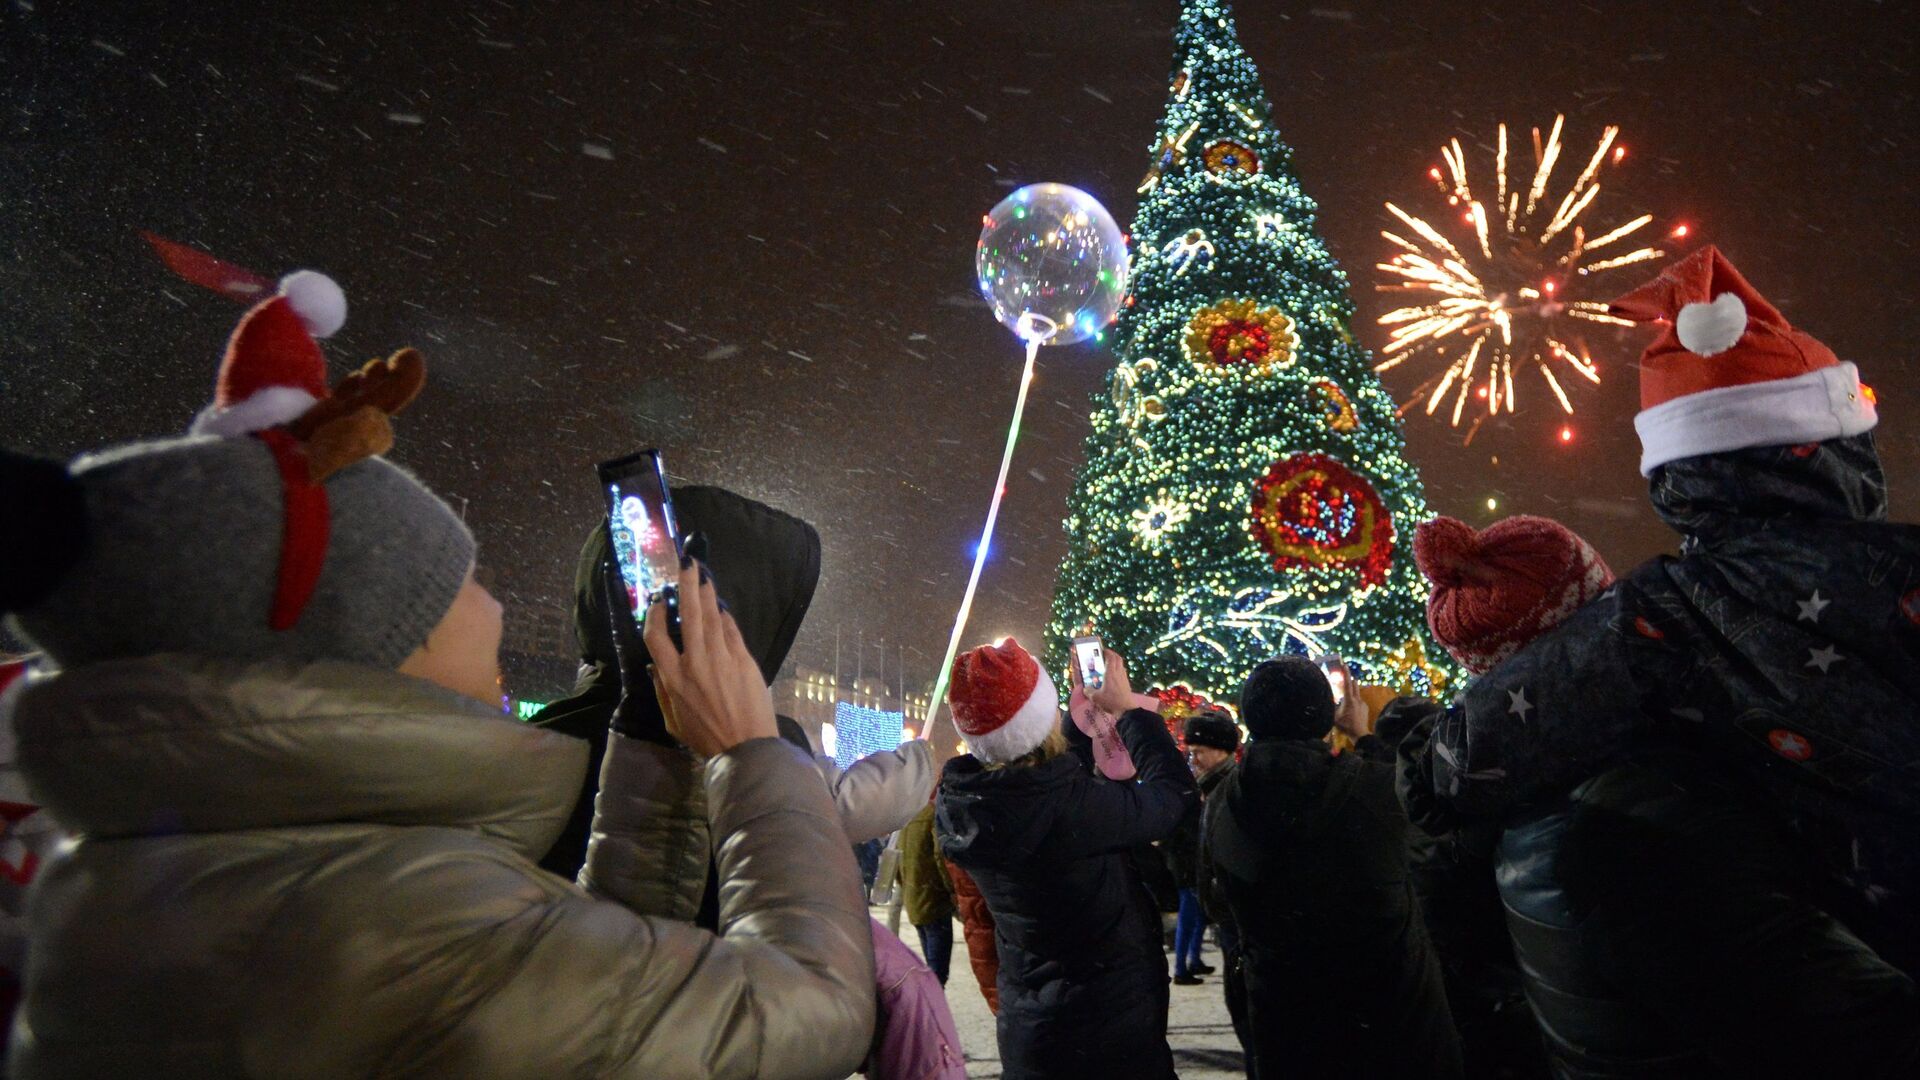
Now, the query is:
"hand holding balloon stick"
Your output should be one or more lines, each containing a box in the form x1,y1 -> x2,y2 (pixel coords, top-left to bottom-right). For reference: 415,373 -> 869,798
925,184 -> 1128,729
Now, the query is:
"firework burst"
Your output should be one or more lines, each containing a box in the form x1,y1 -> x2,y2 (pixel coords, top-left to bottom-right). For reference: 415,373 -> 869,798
1374,116 -> 1672,437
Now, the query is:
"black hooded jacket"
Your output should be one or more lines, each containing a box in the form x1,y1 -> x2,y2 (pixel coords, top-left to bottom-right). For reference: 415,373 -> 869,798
938,708 -> 1196,1079
1211,737 -> 1462,1078
1403,434 -> 1920,970
530,486 -> 820,879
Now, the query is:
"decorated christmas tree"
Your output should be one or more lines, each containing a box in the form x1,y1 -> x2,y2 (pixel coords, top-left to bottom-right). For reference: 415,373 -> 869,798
1046,0 -> 1455,715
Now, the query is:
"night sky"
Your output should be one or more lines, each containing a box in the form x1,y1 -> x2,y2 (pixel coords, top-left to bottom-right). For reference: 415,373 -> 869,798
6,0 -> 1915,699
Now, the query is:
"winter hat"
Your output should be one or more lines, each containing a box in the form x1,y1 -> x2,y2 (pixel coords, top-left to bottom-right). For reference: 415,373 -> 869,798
1238,656 -> 1334,743
948,638 -> 1058,764
1183,707 -> 1242,753
4,436 -> 473,671
1609,246 -> 1876,476
1415,515 -> 1615,675
192,270 -> 347,438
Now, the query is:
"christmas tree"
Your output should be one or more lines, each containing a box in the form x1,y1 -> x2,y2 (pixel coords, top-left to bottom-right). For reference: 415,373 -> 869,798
1046,0 -> 1455,712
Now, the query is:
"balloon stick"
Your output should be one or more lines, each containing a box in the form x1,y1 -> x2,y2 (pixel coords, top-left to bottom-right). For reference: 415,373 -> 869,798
925,315 -> 1053,737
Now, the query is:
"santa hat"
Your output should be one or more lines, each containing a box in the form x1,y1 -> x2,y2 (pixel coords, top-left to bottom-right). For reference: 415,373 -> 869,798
948,638 -> 1058,765
1415,515 -> 1614,676
191,270 -> 347,437
1608,246 -> 1875,476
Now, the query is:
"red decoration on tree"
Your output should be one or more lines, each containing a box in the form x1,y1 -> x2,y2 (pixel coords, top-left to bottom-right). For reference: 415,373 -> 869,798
1183,298 -> 1298,374
1249,452 -> 1394,586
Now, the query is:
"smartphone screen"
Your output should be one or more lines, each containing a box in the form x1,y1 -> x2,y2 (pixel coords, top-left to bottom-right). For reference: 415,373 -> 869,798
1072,635 -> 1106,691
597,450 -> 681,627
1314,653 -> 1346,704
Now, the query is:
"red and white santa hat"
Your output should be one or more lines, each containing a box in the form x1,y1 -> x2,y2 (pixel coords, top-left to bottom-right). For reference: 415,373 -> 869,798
1609,246 -> 1875,476
948,638 -> 1059,765
190,270 -> 347,437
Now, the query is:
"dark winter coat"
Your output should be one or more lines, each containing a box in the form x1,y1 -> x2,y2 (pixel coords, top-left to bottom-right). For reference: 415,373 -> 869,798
938,709 -> 1197,1079
1381,700 -> 1544,1080
531,487 -> 822,880
1403,434 -> 1920,971
1195,760 -> 1238,929
1211,737 -> 1463,1079
1164,758 -> 1230,889
1501,748 -> 1920,1078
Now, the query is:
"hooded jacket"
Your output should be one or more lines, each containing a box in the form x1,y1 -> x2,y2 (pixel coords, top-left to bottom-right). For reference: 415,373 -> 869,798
1403,434 -> 1920,969
1211,736 -> 1461,1079
3,655 -> 874,1079
938,708 -> 1196,1079
533,485 -> 822,878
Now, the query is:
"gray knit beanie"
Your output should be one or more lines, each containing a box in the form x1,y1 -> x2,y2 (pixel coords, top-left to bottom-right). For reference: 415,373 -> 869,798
5,434 -> 473,670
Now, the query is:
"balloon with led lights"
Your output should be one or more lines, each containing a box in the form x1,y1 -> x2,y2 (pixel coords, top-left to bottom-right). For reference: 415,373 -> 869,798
976,183 -> 1128,346
926,185 -> 1129,730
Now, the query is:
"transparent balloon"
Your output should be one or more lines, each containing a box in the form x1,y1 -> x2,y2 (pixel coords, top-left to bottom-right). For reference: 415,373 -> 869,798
976,183 -> 1128,347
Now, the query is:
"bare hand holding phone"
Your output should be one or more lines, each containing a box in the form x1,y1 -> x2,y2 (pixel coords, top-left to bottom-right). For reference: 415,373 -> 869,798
1086,649 -> 1136,718
1330,666 -> 1371,740
643,561 -> 776,758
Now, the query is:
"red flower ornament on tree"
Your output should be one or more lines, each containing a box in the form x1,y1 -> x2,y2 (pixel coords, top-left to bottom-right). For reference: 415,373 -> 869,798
1184,298 -> 1299,375
1249,452 -> 1395,586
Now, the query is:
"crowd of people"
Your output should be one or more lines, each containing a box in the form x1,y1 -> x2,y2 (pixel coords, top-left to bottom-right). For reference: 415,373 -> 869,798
0,242 -> 1914,1079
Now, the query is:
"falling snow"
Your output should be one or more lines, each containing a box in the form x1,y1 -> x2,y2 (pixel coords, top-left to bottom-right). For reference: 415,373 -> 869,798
7,0 -> 1915,707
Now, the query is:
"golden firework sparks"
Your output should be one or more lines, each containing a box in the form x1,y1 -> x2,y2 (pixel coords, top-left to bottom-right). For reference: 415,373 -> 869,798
1374,116 -> 1673,434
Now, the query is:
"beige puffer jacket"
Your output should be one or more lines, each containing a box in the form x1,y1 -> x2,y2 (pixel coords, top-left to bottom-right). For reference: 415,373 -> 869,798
4,655 -> 874,1079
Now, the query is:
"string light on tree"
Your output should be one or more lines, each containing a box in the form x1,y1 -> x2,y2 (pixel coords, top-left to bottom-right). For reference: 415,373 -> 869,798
1046,0 -> 1457,704
1374,116 -> 1677,441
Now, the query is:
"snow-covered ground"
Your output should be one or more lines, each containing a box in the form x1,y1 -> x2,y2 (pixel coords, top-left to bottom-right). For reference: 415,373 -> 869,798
888,909 -> 1248,1079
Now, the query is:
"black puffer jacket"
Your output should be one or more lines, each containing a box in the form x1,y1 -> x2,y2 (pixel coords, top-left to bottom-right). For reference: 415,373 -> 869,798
1404,434 -> 1920,971
1499,748 -> 1920,1078
1211,737 -> 1462,1079
531,488 -> 820,880
938,709 -> 1196,1079
1379,699 -> 1543,1080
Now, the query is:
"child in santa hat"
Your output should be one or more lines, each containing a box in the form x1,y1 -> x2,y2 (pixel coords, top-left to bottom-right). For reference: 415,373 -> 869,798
936,638 -> 1196,1080
1401,246 -> 1920,1074
0,276 -> 877,1078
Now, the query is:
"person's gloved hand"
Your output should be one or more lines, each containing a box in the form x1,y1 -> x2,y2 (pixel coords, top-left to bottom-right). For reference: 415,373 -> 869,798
602,551 -> 674,743
644,560 -> 777,757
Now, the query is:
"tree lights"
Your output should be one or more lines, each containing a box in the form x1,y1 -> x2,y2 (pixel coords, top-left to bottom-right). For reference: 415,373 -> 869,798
1046,0 -> 1455,705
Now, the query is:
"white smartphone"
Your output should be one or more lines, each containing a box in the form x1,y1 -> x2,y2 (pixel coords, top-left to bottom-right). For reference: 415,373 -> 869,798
1313,653 -> 1346,704
1072,635 -> 1107,691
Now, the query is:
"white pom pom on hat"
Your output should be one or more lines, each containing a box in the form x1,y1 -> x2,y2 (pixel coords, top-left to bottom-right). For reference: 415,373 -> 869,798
1674,291 -> 1746,357
277,270 -> 347,338
190,269 -> 346,437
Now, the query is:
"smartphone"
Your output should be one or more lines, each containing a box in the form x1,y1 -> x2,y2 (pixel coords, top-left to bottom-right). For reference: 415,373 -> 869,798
1313,653 -> 1346,704
597,450 -> 682,632
1072,634 -> 1107,691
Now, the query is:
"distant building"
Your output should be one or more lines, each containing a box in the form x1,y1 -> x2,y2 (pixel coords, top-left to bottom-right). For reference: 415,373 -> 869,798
775,665 -> 933,765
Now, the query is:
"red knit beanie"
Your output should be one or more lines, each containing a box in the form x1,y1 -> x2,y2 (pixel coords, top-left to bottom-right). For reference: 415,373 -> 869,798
1415,515 -> 1615,675
948,638 -> 1058,764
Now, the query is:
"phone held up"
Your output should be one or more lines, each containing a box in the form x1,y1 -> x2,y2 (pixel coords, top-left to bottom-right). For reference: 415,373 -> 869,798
597,449 -> 684,650
1072,634 -> 1107,692
1312,653 -> 1346,705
